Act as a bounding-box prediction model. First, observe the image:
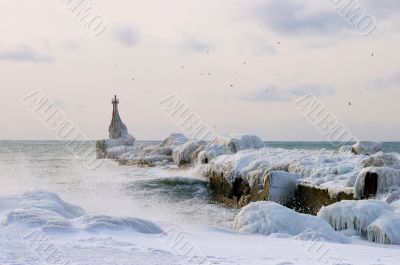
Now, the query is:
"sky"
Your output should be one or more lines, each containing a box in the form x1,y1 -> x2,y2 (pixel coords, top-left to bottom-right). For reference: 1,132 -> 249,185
0,0 -> 399,141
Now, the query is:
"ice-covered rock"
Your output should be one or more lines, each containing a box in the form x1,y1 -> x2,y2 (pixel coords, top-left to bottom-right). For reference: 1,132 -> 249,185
263,171 -> 302,205
160,133 -> 189,148
214,134 -> 264,153
197,143 -> 232,164
352,141 -> 382,155
354,167 -> 400,200
172,140 -> 208,167
318,200 -> 400,244
360,152 -> 400,169
234,201 -> 348,243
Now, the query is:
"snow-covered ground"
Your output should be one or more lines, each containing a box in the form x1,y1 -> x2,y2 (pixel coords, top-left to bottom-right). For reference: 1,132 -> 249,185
1,141 -> 400,265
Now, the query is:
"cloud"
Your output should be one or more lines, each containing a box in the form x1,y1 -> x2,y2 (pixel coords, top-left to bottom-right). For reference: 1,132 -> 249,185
113,26 -> 140,46
179,33 -> 213,53
252,0 -> 348,35
0,46 -> 54,62
368,72 -> 400,89
242,83 -> 336,102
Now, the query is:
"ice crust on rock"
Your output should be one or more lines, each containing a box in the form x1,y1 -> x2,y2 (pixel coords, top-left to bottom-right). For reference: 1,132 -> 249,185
1,191 -> 163,234
234,201 -> 348,243
160,133 -> 189,148
200,147 -> 364,194
354,167 -> 400,201
360,152 -> 400,169
172,140 -> 208,166
318,200 -> 400,244
213,134 -> 264,153
264,171 -> 302,205
352,141 -> 382,155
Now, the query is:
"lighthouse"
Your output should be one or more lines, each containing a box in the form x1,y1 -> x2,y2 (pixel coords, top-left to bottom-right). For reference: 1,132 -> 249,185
109,95 -> 129,139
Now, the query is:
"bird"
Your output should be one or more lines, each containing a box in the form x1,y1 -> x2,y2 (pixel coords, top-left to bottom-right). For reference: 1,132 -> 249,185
206,50 -> 210,54
348,102 -> 352,106
181,66 -> 185,69
243,61 -> 246,64
277,41 -> 280,45
208,72 -> 211,76
230,84 -> 234,87
131,78 -> 135,81
114,64 -> 118,67
371,53 -> 374,57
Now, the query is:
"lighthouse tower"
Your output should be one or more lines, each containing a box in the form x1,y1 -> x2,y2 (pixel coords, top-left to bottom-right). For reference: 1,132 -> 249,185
109,95 -> 129,139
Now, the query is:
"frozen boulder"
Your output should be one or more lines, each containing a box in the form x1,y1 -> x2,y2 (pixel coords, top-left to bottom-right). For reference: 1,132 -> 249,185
318,200 -> 400,244
354,167 -> 400,201
352,141 -> 382,155
160,133 -> 189,148
360,152 -> 400,169
172,140 -> 207,167
263,171 -> 301,205
197,143 -> 232,164
234,201 -> 348,243
214,134 -> 264,153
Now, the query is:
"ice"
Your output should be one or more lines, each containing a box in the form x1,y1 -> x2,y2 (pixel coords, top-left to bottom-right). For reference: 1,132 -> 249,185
360,152 -> 400,169
172,140 -> 207,166
354,167 -> 400,200
264,171 -> 302,204
1,191 -> 163,235
213,134 -> 264,152
160,133 -> 189,148
234,201 -> 349,243
73,215 -> 163,234
318,200 -> 400,244
352,141 -> 382,155
200,147 -> 364,195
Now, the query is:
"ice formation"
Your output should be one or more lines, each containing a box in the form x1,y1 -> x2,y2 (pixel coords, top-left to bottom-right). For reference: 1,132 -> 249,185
360,152 -> 400,169
264,171 -> 302,205
354,167 -> 400,201
318,200 -> 400,244
352,141 -> 382,155
172,140 -> 208,166
1,191 -> 163,234
213,134 -> 264,153
234,201 -> 348,243
160,133 -> 189,148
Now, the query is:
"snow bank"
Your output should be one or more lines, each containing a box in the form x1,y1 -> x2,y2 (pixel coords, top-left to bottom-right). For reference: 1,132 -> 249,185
234,201 -> 348,243
1,191 -> 163,234
318,200 -> 400,244
354,167 -> 400,200
172,140 -> 207,166
352,141 -> 382,155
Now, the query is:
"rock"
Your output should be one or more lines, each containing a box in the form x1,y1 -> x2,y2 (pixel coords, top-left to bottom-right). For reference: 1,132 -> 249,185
354,167 -> 400,201
352,141 -> 382,155
360,152 -> 400,169
213,134 -> 264,153
160,133 -> 188,148
172,140 -> 207,167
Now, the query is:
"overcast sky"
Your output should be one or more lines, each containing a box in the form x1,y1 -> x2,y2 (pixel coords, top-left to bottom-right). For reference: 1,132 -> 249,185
1,0 -> 399,141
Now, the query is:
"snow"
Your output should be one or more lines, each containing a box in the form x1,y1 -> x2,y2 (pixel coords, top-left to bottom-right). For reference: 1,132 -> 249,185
352,141 -> 382,155
354,167 -> 400,201
318,200 -> 400,244
233,201 -> 349,243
